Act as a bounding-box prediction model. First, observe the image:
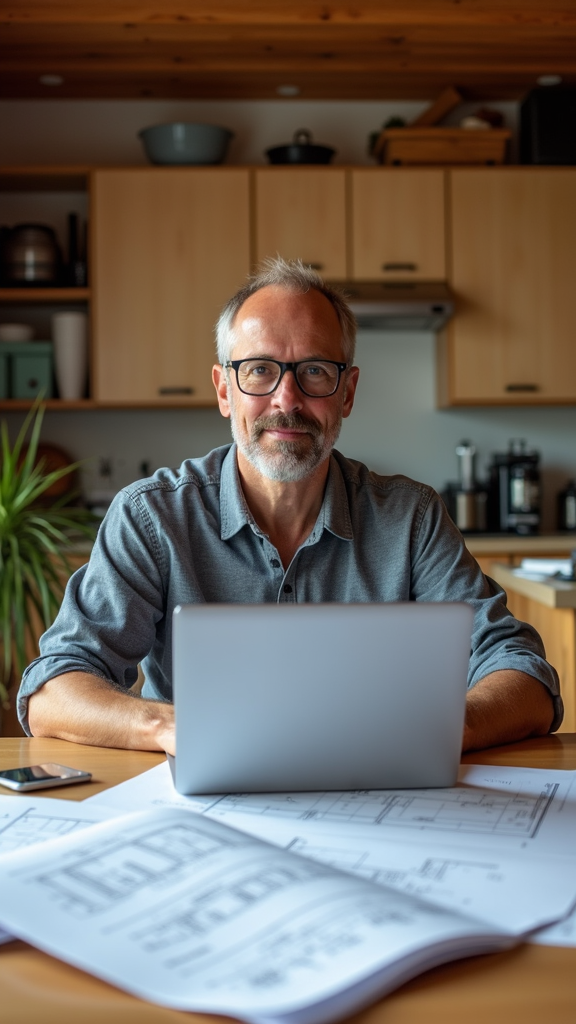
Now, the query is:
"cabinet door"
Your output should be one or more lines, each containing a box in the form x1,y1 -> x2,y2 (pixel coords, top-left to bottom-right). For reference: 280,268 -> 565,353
93,169 -> 250,404
254,169 -> 347,279
350,169 -> 446,280
444,169 -> 576,405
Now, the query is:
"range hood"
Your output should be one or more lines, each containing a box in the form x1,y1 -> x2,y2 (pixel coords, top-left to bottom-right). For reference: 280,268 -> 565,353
342,281 -> 454,332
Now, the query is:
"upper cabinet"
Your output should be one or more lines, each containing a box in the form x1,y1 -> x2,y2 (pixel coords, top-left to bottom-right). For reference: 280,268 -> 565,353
92,168 -> 250,405
350,169 -> 446,281
254,169 -> 347,279
440,169 -> 576,405
4,164 -> 576,411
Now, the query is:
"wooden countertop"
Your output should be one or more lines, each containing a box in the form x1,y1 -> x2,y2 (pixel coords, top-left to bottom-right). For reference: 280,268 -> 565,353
465,535 -> 576,555
491,563 -> 576,609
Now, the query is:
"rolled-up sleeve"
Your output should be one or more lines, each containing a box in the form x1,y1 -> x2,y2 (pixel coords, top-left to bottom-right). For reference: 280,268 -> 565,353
18,489 -> 165,735
411,489 -> 563,731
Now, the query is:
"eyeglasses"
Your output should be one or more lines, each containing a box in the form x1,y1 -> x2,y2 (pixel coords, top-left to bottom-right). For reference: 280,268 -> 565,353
225,358 -> 348,398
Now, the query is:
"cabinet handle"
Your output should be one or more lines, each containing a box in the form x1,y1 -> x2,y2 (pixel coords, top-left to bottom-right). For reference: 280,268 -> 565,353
505,384 -> 539,393
382,262 -> 418,272
306,262 -> 324,271
158,386 -> 194,395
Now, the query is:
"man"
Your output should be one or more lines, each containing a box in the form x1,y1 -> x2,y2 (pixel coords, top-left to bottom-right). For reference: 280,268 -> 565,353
20,258 -> 561,755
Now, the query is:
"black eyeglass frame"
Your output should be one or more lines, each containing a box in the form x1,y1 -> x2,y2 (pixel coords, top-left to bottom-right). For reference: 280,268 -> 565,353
224,358 -> 348,397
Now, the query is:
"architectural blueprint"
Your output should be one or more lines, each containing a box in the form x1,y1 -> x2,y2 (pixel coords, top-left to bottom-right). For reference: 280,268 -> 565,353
0,795 -> 116,944
0,807 -> 514,1021
86,761 -> 576,935
88,761 -> 576,856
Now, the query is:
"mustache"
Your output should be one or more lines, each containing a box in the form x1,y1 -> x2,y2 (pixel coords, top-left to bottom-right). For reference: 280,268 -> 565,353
252,413 -> 322,439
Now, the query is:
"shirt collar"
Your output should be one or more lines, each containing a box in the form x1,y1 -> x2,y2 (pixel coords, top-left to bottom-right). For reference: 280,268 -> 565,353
219,445 -> 354,543
315,452 -> 354,542
219,444 -> 257,540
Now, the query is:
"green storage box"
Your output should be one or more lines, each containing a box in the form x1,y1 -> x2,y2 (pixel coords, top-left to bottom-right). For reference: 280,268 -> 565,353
0,342 -> 54,399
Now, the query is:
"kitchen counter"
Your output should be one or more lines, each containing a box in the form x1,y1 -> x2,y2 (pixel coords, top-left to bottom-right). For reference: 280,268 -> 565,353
465,534 -> 575,556
490,564 -> 576,609
489,561 -> 576,732
462,534 -> 575,577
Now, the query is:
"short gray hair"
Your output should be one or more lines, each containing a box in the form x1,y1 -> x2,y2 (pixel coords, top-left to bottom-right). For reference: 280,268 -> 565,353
215,256 -> 357,365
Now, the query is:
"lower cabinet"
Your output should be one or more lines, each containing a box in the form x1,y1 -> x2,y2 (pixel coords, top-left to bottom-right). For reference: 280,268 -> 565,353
92,168 -> 251,405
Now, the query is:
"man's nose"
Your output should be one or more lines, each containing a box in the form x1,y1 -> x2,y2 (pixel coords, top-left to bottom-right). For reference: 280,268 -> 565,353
271,368 -> 303,411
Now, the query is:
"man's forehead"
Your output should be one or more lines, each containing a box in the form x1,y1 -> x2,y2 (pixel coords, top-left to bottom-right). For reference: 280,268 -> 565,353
233,285 -> 342,342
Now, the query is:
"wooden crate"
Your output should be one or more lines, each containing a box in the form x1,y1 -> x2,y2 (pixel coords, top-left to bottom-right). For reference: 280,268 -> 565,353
375,127 -> 511,166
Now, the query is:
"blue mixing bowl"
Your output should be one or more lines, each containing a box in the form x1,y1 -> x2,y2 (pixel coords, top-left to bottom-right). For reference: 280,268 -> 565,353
138,123 -> 234,165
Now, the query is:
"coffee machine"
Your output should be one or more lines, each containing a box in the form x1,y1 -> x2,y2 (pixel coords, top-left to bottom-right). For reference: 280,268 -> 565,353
487,440 -> 541,534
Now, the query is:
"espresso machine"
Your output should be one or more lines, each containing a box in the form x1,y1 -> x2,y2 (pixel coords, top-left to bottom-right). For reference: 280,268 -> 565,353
487,440 -> 541,534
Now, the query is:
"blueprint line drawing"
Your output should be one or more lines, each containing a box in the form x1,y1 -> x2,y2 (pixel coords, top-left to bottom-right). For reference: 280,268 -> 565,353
0,807 -> 103,855
37,822 -> 246,916
208,783 -> 559,839
285,836 -> 501,889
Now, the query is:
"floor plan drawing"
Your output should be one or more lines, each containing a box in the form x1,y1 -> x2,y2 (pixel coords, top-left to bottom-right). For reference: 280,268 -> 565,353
207,782 -> 559,839
37,821 -> 245,916
0,807 -> 95,855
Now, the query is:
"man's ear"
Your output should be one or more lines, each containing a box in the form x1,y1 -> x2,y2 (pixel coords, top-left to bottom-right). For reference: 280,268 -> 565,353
212,364 -> 231,419
342,365 -> 360,419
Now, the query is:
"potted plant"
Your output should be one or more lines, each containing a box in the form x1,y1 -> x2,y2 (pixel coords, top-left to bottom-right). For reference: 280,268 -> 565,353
0,401 -> 97,710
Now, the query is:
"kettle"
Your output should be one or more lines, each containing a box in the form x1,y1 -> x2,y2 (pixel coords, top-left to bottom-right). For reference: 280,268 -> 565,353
2,224 -> 62,285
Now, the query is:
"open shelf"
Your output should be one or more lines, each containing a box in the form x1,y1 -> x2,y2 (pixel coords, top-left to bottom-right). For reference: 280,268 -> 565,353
0,167 -> 91,192
0,288 -> 90,303
0,399 -> 97,411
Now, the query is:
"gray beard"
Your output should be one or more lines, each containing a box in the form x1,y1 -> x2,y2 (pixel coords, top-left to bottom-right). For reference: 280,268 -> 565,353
230,408 -> 342,483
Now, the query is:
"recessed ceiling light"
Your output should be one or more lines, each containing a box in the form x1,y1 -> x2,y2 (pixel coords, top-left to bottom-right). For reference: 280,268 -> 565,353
39,74 -> 64,86
537,74 -> 562,86
276,84 -> 300,97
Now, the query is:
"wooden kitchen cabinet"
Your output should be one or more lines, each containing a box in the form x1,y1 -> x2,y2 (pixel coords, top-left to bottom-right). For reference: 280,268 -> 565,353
350,169 -> 446,281
439,169 -> 576,406
92,168 -> 250,405
254,168 -> 347,279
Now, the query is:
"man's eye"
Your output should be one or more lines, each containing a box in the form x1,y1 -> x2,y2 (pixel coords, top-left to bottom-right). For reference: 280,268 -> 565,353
302,364 -> 328,378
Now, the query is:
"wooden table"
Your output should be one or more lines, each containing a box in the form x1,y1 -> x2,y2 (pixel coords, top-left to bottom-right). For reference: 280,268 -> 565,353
1,736 -> 576,1023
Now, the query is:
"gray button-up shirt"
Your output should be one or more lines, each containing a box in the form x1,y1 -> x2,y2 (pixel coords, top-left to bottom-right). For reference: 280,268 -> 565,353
18,444 -> 562,733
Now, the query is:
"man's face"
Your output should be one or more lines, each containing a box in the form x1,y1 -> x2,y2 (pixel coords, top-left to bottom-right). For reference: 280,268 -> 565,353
213,286 -> 359,483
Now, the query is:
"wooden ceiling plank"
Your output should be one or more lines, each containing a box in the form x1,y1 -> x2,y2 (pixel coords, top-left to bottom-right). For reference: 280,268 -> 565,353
3,1 -> 576,27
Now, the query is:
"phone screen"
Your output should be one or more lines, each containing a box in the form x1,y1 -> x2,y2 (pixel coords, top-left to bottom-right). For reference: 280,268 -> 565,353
0,765 -> 72,783
0,764 -> 91,787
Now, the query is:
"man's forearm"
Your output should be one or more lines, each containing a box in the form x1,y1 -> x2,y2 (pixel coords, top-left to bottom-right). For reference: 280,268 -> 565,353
462,669 -> 555,753
27,672 -> 175,754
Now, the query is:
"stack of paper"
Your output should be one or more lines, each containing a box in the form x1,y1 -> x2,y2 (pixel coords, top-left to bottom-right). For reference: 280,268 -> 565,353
0,762 -> 575,1021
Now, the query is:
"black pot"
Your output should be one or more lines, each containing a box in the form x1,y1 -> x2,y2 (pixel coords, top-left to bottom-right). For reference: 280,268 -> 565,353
266,129 -> 336,165
2,223 -> 62,286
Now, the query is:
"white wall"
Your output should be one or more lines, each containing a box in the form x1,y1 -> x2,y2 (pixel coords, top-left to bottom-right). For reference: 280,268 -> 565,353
1,98 -> 574,531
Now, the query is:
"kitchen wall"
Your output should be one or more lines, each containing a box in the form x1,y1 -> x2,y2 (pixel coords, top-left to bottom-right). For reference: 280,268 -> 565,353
1,98 -> 575,530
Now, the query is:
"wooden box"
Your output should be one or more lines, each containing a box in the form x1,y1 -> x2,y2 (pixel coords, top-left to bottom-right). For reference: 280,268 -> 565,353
375,128 -> 511,166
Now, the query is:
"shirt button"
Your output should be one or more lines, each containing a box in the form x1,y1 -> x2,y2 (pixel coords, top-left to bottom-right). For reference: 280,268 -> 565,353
270,559 -> 281,568
283,584 -> 293,594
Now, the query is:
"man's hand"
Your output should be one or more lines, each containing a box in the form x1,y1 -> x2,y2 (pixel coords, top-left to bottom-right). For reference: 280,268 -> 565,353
27,672 -> 175,755
462,669 -> 555,753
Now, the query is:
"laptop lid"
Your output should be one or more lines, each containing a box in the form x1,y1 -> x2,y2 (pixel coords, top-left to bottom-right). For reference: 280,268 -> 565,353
172,602 -> 473,794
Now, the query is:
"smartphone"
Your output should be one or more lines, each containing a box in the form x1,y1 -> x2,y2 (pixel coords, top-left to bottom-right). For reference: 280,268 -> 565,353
0,763 -> 92,792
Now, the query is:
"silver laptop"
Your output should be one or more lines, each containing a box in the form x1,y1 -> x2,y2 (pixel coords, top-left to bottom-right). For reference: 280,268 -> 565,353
171,602 -> 473,794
